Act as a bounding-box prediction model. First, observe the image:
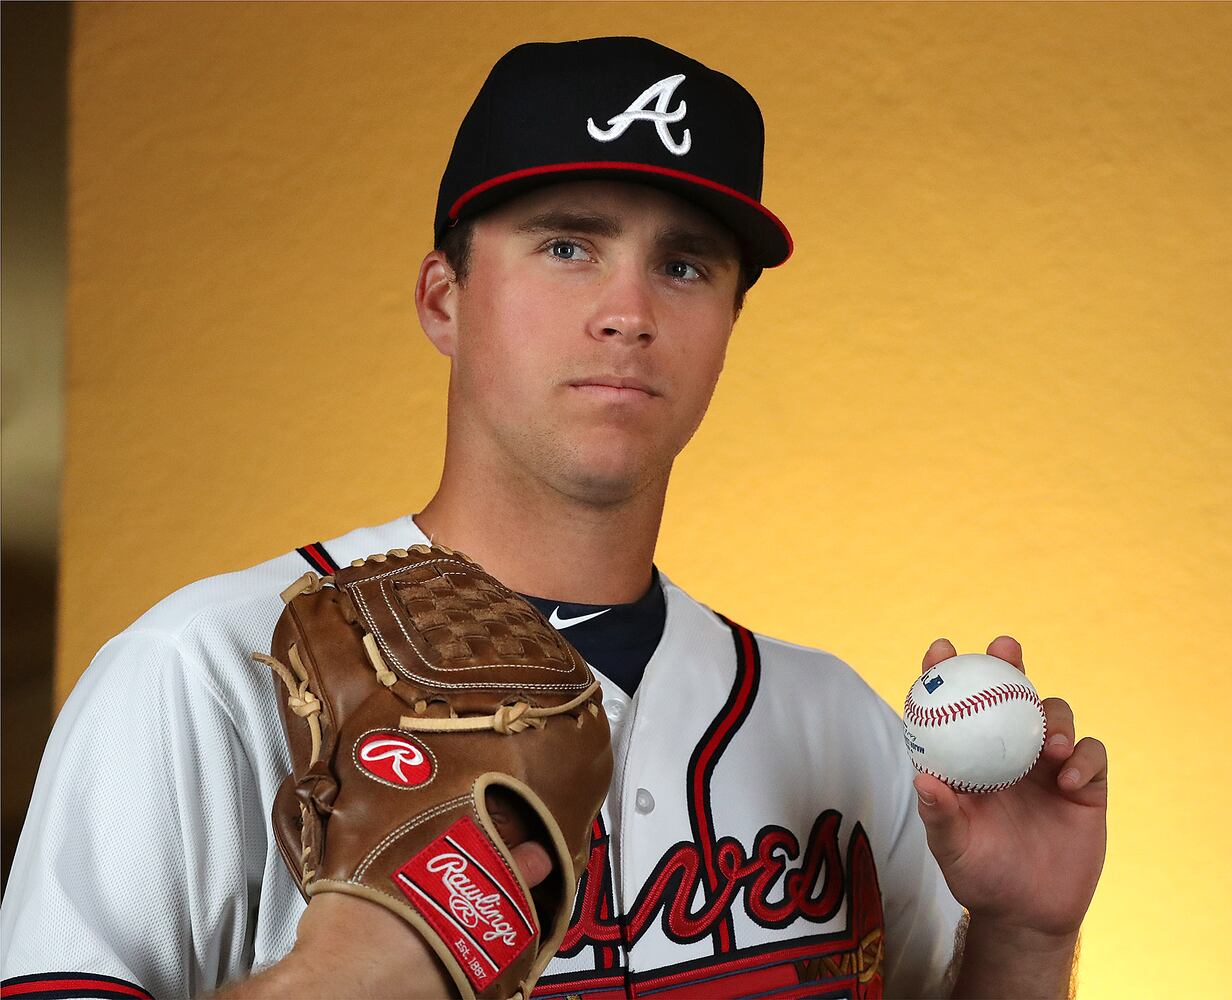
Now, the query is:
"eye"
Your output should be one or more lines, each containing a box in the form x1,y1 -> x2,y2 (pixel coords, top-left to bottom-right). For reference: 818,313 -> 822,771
545,239 -> 594,262
664,260 -> 703,282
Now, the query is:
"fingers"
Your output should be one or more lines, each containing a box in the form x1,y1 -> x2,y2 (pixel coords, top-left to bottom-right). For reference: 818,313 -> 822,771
1056,736 -> 1109,804
912,772 -> 970,869
1041,697 -> 1075,761
508,841 -> 554,888
921,635 -> 1025,674
485,786 -> 531,846
1032,697 -> 1107,804
484,786 -> 556,888
922,638 -> 957,673
985,635 -> 1025,673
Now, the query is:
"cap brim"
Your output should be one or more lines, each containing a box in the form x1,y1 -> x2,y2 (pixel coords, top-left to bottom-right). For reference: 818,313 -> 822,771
445,161 -> 793,271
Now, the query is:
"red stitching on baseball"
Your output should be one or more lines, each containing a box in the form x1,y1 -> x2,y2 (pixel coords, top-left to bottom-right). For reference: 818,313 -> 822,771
910,759 -> 1018,794
904,681 -> 1044,729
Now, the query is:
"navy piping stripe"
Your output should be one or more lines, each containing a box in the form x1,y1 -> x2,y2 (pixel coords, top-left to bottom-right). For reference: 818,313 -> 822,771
0,992 -> 148,1000
1,992 -> 150,1000
1,972 -> 154,1000
296,541 -> 339,574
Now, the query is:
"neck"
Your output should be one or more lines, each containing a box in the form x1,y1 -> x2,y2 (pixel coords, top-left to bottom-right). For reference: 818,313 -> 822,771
415,445 -> 666,606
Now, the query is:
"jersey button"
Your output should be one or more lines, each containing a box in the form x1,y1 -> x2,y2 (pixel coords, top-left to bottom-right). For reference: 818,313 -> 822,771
634,788 -> 655,814
604,699 -> 625,723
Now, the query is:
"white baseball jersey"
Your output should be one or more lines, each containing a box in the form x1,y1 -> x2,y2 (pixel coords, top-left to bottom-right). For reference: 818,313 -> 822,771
1,514 -> 962,999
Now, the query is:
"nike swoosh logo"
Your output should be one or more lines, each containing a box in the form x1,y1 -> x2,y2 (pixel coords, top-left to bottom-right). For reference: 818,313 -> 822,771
549,607 -> 612,630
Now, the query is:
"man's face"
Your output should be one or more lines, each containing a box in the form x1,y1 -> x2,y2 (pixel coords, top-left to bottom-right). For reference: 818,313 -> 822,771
443,179 -> 743,507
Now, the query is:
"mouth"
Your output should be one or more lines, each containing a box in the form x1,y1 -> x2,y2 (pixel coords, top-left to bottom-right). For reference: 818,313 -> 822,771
568,375 -> 660,399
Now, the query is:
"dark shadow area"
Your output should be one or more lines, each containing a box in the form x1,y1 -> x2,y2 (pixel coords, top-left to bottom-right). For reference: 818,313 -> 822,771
1,552 -> 58,888
2,0 -> 70,890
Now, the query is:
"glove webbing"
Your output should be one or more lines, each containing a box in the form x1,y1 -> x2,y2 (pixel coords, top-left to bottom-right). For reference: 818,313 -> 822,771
358,619 -> 603,733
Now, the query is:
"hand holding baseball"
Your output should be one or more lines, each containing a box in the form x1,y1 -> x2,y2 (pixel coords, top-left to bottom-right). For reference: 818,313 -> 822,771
911,635 -> 1107,940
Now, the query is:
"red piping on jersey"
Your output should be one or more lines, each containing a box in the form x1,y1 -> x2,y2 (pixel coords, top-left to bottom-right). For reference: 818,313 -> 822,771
297,541 -> 339,575
1,977 -> 153,999
686,615 -> 760,954
447,161 -> 794,262
592,814 -> 621,972
635,932 -> 863,993
531,971 -> 627,997
536,931 -> 870,998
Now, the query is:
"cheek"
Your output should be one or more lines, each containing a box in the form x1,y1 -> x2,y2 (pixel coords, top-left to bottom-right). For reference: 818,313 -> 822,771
454,278 -> 566,408
668,312 -> 731,408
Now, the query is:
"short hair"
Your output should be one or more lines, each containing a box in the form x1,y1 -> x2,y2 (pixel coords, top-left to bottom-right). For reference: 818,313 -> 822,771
438,217 -> 755,319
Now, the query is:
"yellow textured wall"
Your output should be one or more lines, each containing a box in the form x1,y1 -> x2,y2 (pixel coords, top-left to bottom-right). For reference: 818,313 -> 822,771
63,3 -> 1230,995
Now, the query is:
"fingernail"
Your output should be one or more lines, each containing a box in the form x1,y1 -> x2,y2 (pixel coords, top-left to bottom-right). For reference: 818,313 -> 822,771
917,789 -> 936,806
1047,734 -> 1070,749
1061,768 -> 1081,787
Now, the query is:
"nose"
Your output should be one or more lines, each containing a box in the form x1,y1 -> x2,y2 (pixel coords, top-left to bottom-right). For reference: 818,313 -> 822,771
587,264 -> 658,345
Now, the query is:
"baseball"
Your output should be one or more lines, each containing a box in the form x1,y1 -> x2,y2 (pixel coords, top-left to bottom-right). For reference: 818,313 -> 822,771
903,653 -> 1047,793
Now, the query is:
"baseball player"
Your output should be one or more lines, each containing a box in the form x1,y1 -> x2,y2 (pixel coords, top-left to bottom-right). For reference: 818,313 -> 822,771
1,37 -> 1107,999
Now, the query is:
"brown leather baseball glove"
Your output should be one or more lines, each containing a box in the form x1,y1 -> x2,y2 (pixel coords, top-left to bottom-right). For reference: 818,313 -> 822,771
253,544 -> 612,1000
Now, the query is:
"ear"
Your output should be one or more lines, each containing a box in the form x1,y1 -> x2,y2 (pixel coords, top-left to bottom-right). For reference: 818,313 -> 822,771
415,249 -> 459,357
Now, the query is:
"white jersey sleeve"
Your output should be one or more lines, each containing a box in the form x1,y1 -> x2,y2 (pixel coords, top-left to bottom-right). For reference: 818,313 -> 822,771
1,626 -> 269,998
870,692 -> 965,997
1,514 -> 425,999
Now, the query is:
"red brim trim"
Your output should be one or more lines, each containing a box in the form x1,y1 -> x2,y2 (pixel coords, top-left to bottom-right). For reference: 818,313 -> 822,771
448,161 -> 793,264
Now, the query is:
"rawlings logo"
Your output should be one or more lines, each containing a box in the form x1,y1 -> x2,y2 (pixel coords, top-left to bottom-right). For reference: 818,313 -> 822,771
426,852 -> 521,945
355,731 -> 433,787
394,817 -> 536,991
586,74 -> 692,156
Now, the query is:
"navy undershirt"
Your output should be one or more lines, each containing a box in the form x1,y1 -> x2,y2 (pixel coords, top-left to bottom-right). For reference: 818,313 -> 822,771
519,567 -> 666,697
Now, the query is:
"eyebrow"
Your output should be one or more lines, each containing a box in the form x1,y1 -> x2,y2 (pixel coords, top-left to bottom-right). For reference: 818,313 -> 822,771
515,209 -> 621,239
513,209 -> 740,266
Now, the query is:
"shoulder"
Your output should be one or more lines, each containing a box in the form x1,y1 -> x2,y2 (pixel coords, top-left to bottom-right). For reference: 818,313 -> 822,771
74,513 -> 422,719
661,573 -> 894,699
126,512 -> 421,641
660,573 -> 911,768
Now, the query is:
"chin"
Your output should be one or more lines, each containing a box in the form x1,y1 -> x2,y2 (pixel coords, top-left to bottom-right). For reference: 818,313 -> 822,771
552,454 -> 665,508
523,425 -> 675,506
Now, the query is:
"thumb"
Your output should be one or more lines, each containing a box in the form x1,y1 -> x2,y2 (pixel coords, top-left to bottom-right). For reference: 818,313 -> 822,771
913,773 -> 970,869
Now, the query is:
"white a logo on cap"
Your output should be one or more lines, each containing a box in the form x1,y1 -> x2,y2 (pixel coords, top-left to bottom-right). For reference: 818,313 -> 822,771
586,74 -> 691,156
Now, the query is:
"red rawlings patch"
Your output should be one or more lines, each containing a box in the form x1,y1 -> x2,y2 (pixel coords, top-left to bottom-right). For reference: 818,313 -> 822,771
354,731 -> 434,788
392,815 -> 537,990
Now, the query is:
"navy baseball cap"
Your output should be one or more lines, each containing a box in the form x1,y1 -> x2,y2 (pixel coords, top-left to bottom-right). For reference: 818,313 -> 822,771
434,37 -> 792,284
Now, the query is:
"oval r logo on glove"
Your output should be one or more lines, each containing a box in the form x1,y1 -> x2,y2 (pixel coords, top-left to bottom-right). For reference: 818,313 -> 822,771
355,731 -> 435,788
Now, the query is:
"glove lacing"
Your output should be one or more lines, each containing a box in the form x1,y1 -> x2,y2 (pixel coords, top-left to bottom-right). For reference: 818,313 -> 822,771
399,680 -> 603,735
252,645 -> 324,765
